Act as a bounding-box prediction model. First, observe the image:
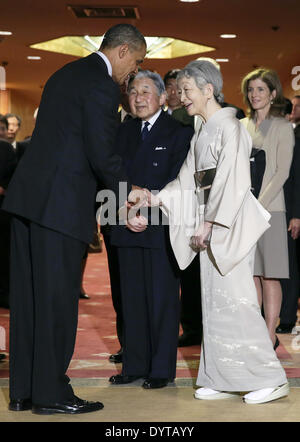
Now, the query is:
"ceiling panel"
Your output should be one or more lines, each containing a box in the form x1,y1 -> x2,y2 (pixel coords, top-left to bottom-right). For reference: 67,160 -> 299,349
0,0 -> 299,108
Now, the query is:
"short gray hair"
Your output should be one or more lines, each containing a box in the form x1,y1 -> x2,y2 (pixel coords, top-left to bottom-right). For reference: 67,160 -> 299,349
128,70 -> 166,96
100,24 -> 146,52
177,60 -> 224,104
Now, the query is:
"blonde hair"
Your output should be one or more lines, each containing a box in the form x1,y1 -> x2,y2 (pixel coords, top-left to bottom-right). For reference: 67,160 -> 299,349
241,68 -> 285,118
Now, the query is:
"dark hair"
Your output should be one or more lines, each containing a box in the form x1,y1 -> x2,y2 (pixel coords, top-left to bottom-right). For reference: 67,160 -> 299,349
100,24 -> 146,52
5,113 -> 22,126
163,69 -> 180,84
283,97 -> 292,115
0,114 -> 8,129
241,68 -> 285,118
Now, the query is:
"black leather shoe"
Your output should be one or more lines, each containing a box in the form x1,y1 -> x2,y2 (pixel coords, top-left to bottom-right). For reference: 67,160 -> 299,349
109,374 -> 143,385
32,396 -> 103,415
109,349 -> 123,363
142,378 -> 170,389
0,353 -> 6,361
9,398 -> 32,411
276,323 -> 295,334
178,334 -> 202,347
79,291 -> 90,299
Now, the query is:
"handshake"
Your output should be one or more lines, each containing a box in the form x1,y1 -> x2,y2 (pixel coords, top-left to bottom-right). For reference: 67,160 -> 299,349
119,186 -> 161,233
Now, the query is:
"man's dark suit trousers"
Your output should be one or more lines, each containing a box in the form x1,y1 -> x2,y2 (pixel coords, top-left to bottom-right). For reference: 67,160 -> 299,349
9,216 -> 86,404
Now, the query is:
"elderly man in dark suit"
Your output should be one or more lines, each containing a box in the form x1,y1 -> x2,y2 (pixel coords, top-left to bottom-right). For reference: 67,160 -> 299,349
3,23 -> 146,415
109,70 -> 194,389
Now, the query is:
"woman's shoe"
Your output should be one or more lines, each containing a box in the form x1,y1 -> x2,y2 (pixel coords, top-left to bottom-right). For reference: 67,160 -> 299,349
243,383 -> 289,405
274,335 -> 280,350
194,387 -> 238,400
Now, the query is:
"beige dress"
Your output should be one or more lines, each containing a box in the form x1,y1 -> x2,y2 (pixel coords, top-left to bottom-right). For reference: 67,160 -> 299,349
241,117 -> 294,278
158,108 -> 287,391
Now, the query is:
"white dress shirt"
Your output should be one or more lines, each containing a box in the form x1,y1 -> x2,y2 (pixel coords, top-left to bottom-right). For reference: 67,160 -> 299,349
142,109 -> 162,133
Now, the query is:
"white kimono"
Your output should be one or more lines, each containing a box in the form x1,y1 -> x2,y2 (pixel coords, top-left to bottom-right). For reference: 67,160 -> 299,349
158,108 -> 287,391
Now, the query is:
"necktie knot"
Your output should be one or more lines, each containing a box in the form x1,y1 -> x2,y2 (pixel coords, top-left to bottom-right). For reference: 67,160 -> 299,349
141,121 -> 150,140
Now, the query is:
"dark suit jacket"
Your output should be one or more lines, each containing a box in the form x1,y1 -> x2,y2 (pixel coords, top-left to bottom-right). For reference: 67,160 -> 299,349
0,140 -> 16,188
15,139 -> 31,162
3,53 -> 129,244
110,110 -> 194,248
284,136 -> 300,220
172,107 -> 194,128
0,140 -> 17,207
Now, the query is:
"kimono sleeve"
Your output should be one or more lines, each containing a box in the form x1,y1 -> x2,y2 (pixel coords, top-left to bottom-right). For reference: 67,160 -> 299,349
158,140 -> 198,270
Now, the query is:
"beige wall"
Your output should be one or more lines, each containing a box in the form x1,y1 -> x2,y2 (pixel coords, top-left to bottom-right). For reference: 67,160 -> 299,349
0,90 -> 10,116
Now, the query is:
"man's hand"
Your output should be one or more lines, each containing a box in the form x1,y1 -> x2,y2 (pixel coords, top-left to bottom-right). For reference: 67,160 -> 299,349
128,186 -> 161,208
143,188 -> 160,207
288,218 -> 300,240
118,186 -> 147,222
117,185 -> 148,232
190,221 -> 213,251
126,214 -> 148,232
128,188 -> 148,209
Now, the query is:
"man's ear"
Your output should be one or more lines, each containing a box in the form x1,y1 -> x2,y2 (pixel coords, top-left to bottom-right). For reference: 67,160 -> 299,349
159,92 -> 167,107
119,44 -> 129,59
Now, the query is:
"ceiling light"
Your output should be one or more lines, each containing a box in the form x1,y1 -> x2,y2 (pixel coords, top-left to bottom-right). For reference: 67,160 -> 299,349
220,34 -> 237,39
84,35 -> 99,50
0,31 -> 12,36
27,56 -> 41,60
30,36 -> 215,59
180,0 -> 200,2
215,58 -> 229,62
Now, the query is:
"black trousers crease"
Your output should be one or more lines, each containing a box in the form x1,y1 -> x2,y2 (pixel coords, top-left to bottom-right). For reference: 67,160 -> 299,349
9,216 -> 86,404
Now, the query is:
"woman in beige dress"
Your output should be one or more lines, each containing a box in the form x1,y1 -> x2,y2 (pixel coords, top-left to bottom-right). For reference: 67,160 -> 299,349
241,69 -> 295,349
139,60 -> 289,404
